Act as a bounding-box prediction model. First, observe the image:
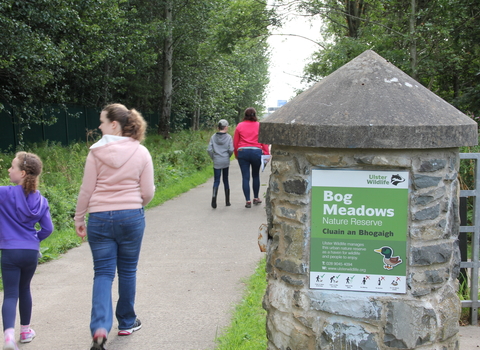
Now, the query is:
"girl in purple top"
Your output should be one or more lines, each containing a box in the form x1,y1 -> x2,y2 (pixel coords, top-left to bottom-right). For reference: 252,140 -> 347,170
0,152 -> 54,350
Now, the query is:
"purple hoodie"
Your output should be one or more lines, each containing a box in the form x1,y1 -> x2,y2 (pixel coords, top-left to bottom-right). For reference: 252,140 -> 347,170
0,185 -> 54,250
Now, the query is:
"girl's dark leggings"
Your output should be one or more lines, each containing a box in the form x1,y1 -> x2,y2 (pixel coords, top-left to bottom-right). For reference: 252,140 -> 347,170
1,249 -> 38,330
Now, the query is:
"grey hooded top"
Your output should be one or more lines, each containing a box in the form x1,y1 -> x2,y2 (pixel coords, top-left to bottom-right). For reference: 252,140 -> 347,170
207,132 -> 234,169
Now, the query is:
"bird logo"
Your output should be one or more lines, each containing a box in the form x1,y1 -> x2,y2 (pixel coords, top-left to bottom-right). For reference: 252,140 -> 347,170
374,246 -> 403,270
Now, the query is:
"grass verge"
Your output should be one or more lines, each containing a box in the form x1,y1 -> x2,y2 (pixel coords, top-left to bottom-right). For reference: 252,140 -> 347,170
214,257 -> 268,349
146,166 -> 212,209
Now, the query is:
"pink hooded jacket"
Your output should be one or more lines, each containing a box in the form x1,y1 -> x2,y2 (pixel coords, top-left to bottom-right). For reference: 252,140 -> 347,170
74,135 -> 155,228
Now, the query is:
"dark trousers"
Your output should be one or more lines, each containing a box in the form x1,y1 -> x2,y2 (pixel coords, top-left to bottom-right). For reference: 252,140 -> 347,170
237,148 -> 262,201
1,249 -> 38,330
213,167 -> 230,190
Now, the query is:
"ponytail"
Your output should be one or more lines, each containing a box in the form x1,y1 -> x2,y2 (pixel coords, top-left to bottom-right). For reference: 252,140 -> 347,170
16,152 -> 43,195
102,103 -> 147,142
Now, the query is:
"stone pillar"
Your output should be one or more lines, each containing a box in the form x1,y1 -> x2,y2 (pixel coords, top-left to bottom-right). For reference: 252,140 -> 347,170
259,50 -> 478,350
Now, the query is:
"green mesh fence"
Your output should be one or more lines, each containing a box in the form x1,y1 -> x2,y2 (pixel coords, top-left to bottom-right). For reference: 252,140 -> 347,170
0,104 -> 160,151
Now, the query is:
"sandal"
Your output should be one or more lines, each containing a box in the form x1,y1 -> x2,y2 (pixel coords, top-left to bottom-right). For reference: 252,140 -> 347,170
253,198 -> 262,205
245,201 -> 252,208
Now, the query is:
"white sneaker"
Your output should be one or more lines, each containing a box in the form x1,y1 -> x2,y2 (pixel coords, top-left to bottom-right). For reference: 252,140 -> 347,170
118,318 -> 142,336
20,328 -> 36,343
3,339 -> 19,350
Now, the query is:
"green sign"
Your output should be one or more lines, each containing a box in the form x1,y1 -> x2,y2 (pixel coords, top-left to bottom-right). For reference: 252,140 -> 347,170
310,169 -> 409,293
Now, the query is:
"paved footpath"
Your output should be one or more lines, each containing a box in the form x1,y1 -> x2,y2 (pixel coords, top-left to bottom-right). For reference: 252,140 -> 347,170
3,160 -> 479,349
6,160 -> 267,350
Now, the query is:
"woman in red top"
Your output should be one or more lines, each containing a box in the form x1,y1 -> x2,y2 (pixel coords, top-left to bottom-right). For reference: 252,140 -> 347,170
233,107 -> 270,208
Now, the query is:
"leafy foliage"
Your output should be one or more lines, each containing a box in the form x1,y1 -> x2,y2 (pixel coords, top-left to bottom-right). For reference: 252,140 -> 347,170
298,0 -> 480,118
0,0 -> 272,140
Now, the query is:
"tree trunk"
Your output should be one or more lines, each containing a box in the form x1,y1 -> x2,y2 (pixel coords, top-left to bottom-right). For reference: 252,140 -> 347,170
158,0 -> 173,138
191,88 -> 201,130
345,0 -> 365,38
409,0 -> 418,80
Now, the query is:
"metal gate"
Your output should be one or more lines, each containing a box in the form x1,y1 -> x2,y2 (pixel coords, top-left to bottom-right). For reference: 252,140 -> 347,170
459,153 -> 480,325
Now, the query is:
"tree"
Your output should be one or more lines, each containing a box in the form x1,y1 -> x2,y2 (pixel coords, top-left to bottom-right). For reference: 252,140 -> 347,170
0,0 -> 272,143
0,0 -> 154,138
299,0 -> 480,116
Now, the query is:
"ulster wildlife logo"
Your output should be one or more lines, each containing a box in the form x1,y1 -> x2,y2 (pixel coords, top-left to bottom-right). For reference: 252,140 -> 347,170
390,174 -> 405,186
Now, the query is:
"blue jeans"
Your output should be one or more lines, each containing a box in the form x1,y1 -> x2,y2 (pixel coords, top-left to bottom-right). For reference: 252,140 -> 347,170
237,148 -> 262,201
213,167 -> 230,190
1,249 -> 38,330
87,208 -> 145,335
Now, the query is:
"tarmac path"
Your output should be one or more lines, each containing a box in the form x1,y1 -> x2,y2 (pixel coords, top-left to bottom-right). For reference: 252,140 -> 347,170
6,160 -> 267,350
2,159 -> 479,349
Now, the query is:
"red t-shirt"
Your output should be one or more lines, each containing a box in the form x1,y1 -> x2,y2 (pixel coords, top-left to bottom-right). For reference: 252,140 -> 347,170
233,120 -> 270,157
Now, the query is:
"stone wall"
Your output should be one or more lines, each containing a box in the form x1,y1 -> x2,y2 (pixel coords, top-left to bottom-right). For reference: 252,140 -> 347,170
264,145 -> 462,350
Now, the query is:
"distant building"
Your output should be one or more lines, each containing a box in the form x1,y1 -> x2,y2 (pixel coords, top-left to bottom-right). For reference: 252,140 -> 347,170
268,106 -> 281,114
262,100 -> 287,119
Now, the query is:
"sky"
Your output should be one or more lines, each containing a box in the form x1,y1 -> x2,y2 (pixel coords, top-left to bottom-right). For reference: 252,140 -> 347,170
264,14 -> 323,109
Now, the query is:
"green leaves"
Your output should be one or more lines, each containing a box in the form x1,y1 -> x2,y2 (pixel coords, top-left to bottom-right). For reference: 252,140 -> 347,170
299,0 -> 480,117
1,0 -> 271,141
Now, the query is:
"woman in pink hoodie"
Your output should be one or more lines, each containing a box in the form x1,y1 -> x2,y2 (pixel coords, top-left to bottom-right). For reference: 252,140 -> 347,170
74,103 -> 155,350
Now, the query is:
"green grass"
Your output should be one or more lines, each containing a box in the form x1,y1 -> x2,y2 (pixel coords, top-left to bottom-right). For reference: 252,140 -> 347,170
214,257 -> 268,350
146,166 -> 213,209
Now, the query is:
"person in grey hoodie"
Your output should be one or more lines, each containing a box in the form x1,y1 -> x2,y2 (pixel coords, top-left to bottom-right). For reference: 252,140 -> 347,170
0,152 -> 54,350
207,119 -> 234,208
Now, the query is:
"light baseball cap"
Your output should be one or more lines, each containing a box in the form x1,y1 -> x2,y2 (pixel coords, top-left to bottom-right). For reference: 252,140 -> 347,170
218,119 -> 229,127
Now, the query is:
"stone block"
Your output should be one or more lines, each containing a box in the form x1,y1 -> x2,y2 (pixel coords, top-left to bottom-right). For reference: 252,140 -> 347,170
268,310 -> 312,350
411,242 -> 452,266
271,159 -> 296,176
413,175 -> 442,189
282,223 -> 308,259
410,221 -> 446,241
435,287 -> 461,341
267,312 -> 293,349
309,290 -> 381,321
409,268 -> 450,286
384,301 -> 437,348
354,154 -> 411,168
267,281 -> 294,312
305,153 -> 345,167
281,275 -> 304,286
269,179 -> 280,193
292,153 -> 311,175
413,204 -> 441,221
274,258 -> 306,275
413,187 -> 446,206
320,321 -> 379,350
419,159 -> 447,172
283,178 -> 308,195
275,205 -> 300,222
